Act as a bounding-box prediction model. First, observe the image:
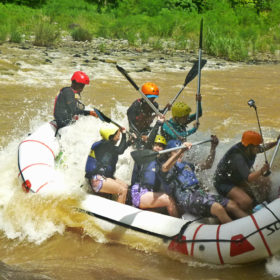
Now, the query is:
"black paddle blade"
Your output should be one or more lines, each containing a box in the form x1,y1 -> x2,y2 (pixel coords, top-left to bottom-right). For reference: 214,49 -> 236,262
199,18 -> 203,49
116,64 -> 140,91
184,59 -> 207,86
131,149 -> 158,164
94,108 -> 111,123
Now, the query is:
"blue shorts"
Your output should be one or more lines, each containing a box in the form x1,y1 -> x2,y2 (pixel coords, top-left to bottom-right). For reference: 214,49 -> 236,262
130,184 -> 149,208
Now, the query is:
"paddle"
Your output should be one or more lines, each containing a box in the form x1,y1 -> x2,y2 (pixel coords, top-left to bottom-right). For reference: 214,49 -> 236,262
247,99 -> 271,176
162,59 -> 207,115
116,64 -> 162,116
131,139 -> 212,164
270,138 -> 280,168
196,18 -> 203,126
94,108 -> 137,138
116,64 -> 196,139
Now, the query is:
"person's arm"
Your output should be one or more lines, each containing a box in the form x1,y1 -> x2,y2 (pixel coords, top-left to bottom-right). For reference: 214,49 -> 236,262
187,96 -> 202,123
198,135 -> 219,171
146,116 -> 165,148
116,130 -> 128,154
161,142 -> 192,172
258,135 -> 280,153
248,163 -> 270,182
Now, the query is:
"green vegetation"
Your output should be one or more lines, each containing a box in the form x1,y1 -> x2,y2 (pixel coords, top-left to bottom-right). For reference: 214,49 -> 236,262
0,0 -> 279,61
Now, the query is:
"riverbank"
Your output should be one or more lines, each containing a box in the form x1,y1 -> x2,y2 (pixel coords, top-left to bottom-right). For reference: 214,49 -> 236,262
1,37 -> 279,83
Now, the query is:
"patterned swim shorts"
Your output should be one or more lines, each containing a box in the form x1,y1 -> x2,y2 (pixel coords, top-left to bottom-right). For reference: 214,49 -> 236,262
175,185 -> 229,217
90,174 -> 105,193
130,184 -> 149,208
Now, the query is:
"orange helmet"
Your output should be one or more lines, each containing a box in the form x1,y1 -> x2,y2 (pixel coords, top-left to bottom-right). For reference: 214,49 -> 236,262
241,131 -> 262,147
141,82 -> 159,98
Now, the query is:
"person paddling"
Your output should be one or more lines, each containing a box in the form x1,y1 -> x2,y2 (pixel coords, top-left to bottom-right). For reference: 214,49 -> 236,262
213,131 -> 280,213
129,135 -> 179,217
127,82 -> 162,147
85,126 -> 128,204
53,71 -> 98,131
162,96 -> 202,142
161,137 -> 247,224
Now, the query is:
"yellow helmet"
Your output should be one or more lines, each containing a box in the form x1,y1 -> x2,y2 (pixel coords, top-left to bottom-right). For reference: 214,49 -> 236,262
100,126 -> 119,141
154,135 -> 167,146
172,102 -> 191,118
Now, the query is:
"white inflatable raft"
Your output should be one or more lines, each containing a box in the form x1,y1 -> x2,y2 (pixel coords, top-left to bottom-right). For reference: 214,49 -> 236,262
17,122 -> 280,264
18,122 -> 60,193
80,194 -> 280,265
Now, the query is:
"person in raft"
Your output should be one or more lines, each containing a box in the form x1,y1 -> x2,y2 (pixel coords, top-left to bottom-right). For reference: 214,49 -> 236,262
53,71 -> 98,131
127,82 -> 170,148
130,135 -> 179,217
213,130 -> 280,213
160,137 -> 247,224
162,96 -> 202,142
85,126 -> 128,204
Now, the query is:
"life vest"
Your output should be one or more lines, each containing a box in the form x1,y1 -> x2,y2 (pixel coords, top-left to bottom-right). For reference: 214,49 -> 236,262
139,160 -> 161,191
163,161 -> 198,194
85,140 -> 118,178
53,87 -> 85,118
85,140 -> 102,177
175,161 -> 199,189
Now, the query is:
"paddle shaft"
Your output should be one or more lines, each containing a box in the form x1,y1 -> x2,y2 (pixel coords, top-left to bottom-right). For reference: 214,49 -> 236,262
158,138 -> 212,155
270,138 -> 280,168
116,64 -> 182,139
253,107 -> 269,164
162,59 -> 207,116
116,65 -> 162,116
94,108 -> 135,138
196,18 -> 203,125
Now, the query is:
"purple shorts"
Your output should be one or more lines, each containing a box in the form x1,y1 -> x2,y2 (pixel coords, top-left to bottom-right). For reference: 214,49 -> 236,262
130,184 -> 149,208
89,175 -> 105,193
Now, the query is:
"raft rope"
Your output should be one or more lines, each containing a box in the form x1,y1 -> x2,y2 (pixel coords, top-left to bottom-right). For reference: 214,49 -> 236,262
77,203 -> 280,244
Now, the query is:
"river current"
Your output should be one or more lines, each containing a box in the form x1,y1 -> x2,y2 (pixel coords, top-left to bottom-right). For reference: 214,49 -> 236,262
0,42 -> 280,279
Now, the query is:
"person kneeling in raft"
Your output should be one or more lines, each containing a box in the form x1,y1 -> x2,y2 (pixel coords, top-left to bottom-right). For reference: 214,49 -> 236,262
213,130 -> 280,213
161,137 -> 248,224
85,126 -> 128,204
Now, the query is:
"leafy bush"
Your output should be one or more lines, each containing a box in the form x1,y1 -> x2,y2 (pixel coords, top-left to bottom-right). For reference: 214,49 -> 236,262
9,27 -> 22,43
0,24 -> 8,42
71,26 -> 92,41
33,18 -> 61,46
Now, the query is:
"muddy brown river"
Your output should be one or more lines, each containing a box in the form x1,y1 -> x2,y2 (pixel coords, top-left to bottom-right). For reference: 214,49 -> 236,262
0,42 -> 280,279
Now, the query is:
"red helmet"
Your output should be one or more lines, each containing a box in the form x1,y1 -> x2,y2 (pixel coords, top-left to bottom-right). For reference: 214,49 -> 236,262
71,71 -> 90,85
141,82 -> 159,98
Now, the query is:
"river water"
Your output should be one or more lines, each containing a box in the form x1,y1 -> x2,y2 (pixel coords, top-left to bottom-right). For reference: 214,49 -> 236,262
0,42 -> 280,279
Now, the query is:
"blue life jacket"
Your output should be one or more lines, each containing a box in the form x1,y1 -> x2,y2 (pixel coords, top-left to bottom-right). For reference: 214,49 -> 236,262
85,140 -> 103,177
139,160 -> 161,191
175,161 -> 199,189
85,140 -> 117,178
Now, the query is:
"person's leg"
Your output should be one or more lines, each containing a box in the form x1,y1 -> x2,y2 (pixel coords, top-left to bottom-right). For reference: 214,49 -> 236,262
227,187 -> 253,212
225,199 -> 248,219
210,202 -> 232,224
139,192 -> 179,217
101,178 -> 128,204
